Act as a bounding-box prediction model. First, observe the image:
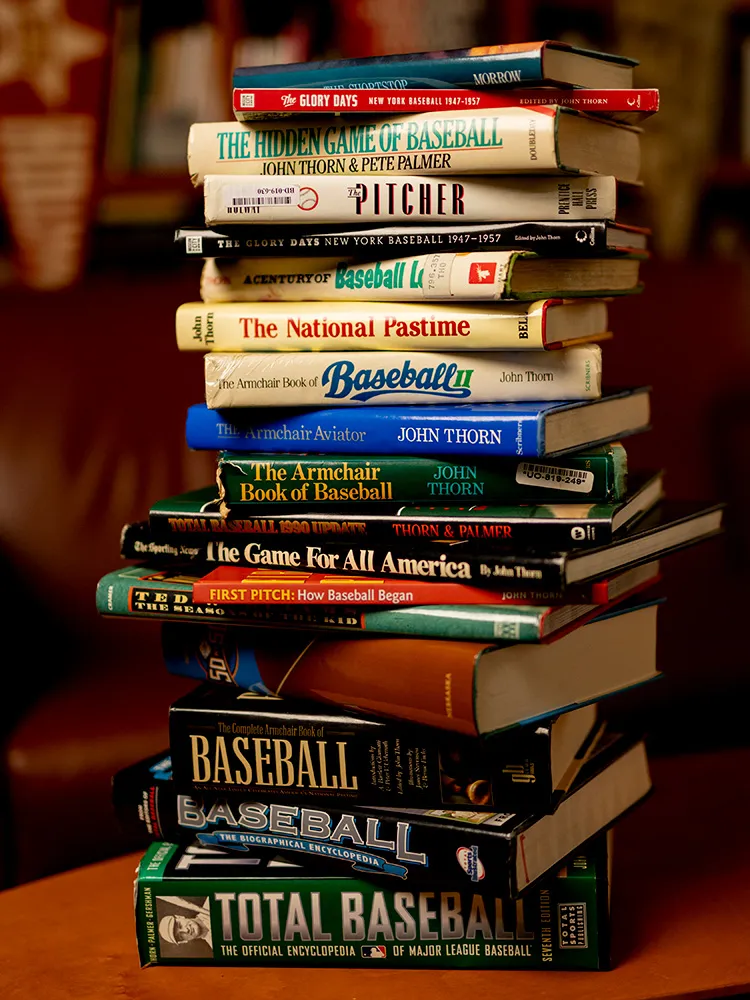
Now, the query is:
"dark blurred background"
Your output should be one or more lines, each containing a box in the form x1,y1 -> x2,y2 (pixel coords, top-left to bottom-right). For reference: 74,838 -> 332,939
0,0 -> 745,888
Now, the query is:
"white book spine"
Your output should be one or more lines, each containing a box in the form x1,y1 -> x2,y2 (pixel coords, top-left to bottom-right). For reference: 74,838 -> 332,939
203,172 -> 617,224
202,252 -> 534,303
204,346 -> 602,408
176,299 -> 600,351
189,108 -> 567,185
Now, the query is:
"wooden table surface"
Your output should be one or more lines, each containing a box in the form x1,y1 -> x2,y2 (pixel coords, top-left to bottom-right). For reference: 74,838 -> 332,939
2,746 -> 749,1000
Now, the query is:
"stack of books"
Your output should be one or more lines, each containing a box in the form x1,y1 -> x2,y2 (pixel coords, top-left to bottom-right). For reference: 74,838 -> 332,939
96,40 -> 724,972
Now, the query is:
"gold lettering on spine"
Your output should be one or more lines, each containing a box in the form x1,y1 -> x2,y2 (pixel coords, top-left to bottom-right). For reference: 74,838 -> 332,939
253,738 -> 273,785
297,741 -> 319,787
338,741 -> 359,790
317,740 -> 336,788
274,740 -> 295,785
213,737 -> 233,783
190,734 -> 211,782
232,737 -> 254,784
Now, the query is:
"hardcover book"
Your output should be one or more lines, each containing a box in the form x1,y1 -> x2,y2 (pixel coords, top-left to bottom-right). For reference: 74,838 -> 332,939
168,685 -> 599,812
208,469 -> 663,551
175,220 -> 649,258
185,588 -> 613,642
134,835 -> 612,968
154,599 -> 662,736
177,298 -> 610,352
187,107 -> 641,186
123,728 -> 647,895
203,346 -> 603,409
213,441 -> 629,506
201,173 -> 619,225
124,513 -> 661,604
231,86 -> 659,123
109,498 -> 719,594
231,40 -> 637,91
199,252 -> 642,303
184,389 -> 651,457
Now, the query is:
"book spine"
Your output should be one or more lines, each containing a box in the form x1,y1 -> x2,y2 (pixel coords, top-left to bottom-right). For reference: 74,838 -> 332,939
129,798 -> 518,889
168,697 -> 550,807
135,842 -> 604,968
122,522 -> 578,606
188,507 -> 614,550
230,49 -> 549,90
184,403 -> 548,457
187,108 -> 563,186
177,220 -> 623,259
232,87 -> 660,120
200,252 -> 531,303
204,348 -> 603,408
106,533 -> 568,599
215,447 -> 625,506
187,599 -> 559,642
176,299 -> 582,352
203,174 -> 618,224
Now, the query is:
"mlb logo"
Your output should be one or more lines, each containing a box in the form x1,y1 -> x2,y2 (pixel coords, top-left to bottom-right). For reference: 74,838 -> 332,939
361,945 -> 387,959
468,262 -> 497,285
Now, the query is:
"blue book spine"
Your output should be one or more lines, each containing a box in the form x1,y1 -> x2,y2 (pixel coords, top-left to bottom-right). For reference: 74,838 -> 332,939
185,403 -> 544,457
232,51 -> 545,90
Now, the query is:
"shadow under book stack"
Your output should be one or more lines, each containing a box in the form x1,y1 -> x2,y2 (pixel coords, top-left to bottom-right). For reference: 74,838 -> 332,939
96,41 -> 725,972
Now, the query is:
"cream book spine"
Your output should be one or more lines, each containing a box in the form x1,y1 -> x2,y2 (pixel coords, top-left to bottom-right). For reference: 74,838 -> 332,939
187,107 -> 620,184
204,346 -> 602,408
203,172 -> 618,224
176,299 -> 608,352
200,252 -> 588,303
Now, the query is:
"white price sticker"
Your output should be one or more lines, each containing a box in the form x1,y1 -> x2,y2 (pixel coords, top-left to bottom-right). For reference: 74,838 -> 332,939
422,252 -> 457,297
223,184 -> 300,215
516,462 -> 594,493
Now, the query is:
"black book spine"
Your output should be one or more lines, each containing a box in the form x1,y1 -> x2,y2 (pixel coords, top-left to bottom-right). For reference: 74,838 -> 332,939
223,508 -> 611,549
174,221 -> 614,258
168,691 -> 555,811
112,755 -> 516,892
120,521 -> 567,589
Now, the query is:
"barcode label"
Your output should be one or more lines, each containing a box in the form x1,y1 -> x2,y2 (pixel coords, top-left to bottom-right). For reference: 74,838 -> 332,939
240,92 -> 255,108
223,184 -> 300,214
515,462 -> 594,494
231,196 -> 295,205
185,235 -> 203,254
558,902 -> 588,948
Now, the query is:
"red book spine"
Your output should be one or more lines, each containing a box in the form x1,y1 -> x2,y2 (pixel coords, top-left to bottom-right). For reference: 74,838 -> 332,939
191,566 -> 570,606
233,87 -> 660,116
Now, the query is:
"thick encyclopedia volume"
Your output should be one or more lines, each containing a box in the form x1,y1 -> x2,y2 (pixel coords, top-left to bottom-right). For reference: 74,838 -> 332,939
175,220 -> 649,258
187,108 -> 640,186
213,443 -> 628,506
134,836 -> 611,968
199,253 -> 641,303
231,40 -> 636,90
232,86 -> 658,123
202,174 -> 618,224
204,347 -> 602,409
184,389 -> 651,457
168,685 -> 598,812
177,299 -> 609,352
124,729 -> 648,895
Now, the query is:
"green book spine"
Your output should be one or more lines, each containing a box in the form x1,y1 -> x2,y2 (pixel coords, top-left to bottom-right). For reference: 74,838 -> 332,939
98,565 -> 594,641
135,839 -> 609,969
357,605 -> 553,641
217,444 -> 628,508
